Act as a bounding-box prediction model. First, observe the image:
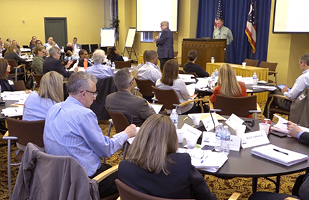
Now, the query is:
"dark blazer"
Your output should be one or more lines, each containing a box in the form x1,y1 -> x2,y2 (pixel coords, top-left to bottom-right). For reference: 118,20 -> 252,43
119,153 -> 217,200
90,77 -> 117,120
43,56 -> 73,77
0,75 -> 16,92
105,90 -> 155,127
110,54 -> 124,63
4,52 -> 26,65
184,62 -> 209,77
299,132 -> 309,146
156,28 -> 174,59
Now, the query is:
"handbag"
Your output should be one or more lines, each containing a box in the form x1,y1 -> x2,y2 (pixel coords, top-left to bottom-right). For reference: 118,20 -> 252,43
25,74 -> 34,89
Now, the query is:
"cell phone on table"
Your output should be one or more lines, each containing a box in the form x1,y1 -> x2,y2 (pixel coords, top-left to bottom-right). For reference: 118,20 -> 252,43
277,84 -> 291,92
270,130 -> 288,138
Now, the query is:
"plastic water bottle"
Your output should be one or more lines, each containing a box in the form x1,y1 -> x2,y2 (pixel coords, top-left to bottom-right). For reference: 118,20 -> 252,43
170,109 -> 178,128
211,57 -> 215,63
252,72 -> 258,85
214,123 -> 223,152
221,126 -> 230,155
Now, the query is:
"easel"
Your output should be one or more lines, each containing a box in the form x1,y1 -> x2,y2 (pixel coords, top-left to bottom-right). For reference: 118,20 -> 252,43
122,28 -> 137,61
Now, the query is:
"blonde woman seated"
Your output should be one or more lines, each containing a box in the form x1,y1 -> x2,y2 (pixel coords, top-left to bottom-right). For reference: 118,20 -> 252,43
22,71 -> 63,121
210,63 -> 247,103
118,114 -> 216,200
156,60 -> 209,114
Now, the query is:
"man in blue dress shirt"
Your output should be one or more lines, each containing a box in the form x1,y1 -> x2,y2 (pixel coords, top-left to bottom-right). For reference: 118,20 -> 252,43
43,71 -> 137,198
86,49 -> 114,79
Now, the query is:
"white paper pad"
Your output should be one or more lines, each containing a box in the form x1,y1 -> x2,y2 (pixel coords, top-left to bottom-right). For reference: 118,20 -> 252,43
252,144 -> 308,166
1,107 -> 23,117
177,148 -> 228,172
186,84 -> 196,97
127,127 -> 140,144
252,85 -> 277,91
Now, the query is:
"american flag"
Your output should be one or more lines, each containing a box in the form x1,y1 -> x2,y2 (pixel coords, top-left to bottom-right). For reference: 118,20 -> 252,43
245,0 -> 257,53
214,0 -> 223,30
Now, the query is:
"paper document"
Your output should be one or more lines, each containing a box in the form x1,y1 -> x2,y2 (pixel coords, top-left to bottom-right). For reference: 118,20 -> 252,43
252,85 -> 277,91
188,113 -> 226,121
177,148 -> 228,172
186,84 -> 196,97
150,104 -> 163,114
252,144 -> 308,166
1,107 -> 23,117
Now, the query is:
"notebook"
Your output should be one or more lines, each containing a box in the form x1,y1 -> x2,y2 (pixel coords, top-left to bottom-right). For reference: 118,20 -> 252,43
251,144 -> 308,166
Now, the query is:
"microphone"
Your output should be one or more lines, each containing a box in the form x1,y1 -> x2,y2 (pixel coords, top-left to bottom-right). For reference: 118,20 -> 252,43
209,109 -> 221,132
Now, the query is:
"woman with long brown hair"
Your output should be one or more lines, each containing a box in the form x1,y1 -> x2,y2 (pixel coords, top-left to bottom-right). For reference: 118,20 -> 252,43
210,63 -> 247,103
0,58 -> 15,91
118,114 -> 216,200
156,59 -> 208,114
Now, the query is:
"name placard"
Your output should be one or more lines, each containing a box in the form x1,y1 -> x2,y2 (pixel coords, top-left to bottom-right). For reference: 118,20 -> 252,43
241,131 -> 270,149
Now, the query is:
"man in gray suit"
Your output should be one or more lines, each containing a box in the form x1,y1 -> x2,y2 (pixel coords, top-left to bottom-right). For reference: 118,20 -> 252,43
73,37 -> 81,50
154,21 -> 174,71
106,68 -> 156,127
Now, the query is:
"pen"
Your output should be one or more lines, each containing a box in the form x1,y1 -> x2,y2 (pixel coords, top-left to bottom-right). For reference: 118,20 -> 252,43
183,117 -> 188,121
130,116 -> 133,124
273,148 -> 289,155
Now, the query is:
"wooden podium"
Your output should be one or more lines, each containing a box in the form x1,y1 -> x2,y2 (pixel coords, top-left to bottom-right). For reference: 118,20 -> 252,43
181,38 -> 226,70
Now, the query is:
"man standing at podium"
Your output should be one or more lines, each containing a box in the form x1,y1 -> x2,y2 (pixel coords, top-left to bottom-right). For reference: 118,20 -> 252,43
213,19 -> 233,62
154,21 -> 174,71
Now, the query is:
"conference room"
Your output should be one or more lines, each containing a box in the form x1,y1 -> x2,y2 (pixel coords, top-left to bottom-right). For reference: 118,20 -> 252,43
1,0 -> 309,199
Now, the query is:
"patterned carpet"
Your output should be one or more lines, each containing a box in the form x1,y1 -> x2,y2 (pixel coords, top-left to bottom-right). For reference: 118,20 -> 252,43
0,103 -> 305,200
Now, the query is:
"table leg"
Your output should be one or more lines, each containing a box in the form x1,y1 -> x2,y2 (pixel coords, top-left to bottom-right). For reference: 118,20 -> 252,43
252,177 -> 258,193
276,176 -> 280,193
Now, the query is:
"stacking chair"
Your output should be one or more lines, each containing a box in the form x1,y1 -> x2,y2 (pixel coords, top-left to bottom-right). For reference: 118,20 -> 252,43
7,59 -> 26,81
13,80 -> 26,91
134,78 -> 154,102
259,61 -> 278,85
2,118 -> 45,199
116,179 -> 241,200
114,60 -> 131,69
151,86 -> 205,115
115,179 -> 195,200
265,94 -> 291,119
12,142 -> 119,200
105,106 -> 131,159
33,74 -> 44,89
213,95 -> 261,119
244,59 -> 259,67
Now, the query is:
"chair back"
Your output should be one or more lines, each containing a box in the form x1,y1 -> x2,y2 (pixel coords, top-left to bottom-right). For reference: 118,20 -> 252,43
114,61 -> 131,69
7,60 -> 18,68
33,74 -> 44,88
214,95 -> 257,117
14,80 -> 26,91
244,59 -> 259,67
90,77 -> 118,120
135,78 -> 154,97
152,86 -> 180,110
6,118 -> 45,147
115,179 -> 195,200
105,106 -> 130,133
12,143 -> 98,200
259,61 -> 278,72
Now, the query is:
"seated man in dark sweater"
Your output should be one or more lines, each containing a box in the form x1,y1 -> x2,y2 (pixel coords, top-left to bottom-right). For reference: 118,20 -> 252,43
43,47 -> 77,77
183,50 -> 209,77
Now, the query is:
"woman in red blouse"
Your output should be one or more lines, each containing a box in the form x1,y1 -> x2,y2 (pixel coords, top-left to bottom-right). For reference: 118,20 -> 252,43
210,63 -> 247,103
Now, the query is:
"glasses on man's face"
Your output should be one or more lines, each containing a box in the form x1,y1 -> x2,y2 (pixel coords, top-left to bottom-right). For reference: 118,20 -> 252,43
80,90 -> 98,98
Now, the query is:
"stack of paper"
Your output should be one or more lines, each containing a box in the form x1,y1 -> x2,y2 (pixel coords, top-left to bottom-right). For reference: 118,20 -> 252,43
252,85 -> 277,91
252,144 -> 308,166
178,148 -> 228,172
1,107 -> 23,117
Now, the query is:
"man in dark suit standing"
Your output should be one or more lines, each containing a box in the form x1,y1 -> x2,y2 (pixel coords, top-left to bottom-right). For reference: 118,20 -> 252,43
154,21 -> 174,71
